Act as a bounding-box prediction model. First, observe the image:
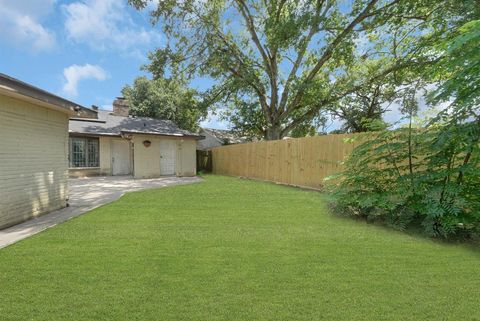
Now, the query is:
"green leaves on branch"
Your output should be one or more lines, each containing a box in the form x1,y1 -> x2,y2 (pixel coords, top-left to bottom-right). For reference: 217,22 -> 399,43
122,77 -> 207,132
128,0 -> 463,139
327,20 -> 480,239
428,20 -> 480,115
327,122 -> 480,238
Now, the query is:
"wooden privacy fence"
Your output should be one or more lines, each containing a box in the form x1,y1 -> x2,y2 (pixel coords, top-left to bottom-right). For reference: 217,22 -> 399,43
212,133 -> 367,189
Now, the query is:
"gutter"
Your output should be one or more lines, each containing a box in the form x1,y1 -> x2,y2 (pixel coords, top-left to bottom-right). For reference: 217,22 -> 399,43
121,130 -> 205,140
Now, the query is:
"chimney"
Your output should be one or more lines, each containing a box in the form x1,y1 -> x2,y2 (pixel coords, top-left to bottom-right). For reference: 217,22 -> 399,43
112,97 -> 129,116
91,105 -> 99,111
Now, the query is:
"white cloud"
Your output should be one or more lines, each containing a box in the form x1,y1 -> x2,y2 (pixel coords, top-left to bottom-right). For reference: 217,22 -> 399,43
62,64 -> 108,97
0,1 -> 56,52
62,0 -> 160,51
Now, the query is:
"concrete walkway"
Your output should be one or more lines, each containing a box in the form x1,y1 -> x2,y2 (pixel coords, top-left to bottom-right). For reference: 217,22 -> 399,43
0,176 -> 202,249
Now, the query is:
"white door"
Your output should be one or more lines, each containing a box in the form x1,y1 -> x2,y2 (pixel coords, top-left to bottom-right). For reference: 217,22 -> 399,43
112,140 -> 131,175
159,140 -> 176,175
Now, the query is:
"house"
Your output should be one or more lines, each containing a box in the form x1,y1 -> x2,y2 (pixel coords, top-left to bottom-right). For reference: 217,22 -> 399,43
68,98 -> 203,178
196,128 -> 249,151
0,73 -> 97,229
195,128 -> 251,172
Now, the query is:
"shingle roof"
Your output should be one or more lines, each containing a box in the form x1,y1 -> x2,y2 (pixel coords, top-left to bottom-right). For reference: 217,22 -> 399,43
204,128 -> 248,144
69,110 -> 202,139
196,128 -> 250,150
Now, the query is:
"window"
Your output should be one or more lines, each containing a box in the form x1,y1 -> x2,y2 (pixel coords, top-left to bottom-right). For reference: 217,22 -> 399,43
69,137 -> 99,168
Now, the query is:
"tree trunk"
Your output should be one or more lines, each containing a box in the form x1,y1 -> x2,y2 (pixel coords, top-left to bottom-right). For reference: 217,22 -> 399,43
265,125 -> 282,140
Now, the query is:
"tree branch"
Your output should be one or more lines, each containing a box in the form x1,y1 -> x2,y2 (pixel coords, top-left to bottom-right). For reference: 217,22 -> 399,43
235,0 -> 272,73
282,0 -> 380,119
225,64 -> 271,121
278,0 -> 330,114
235,0 -> 280,123
280,59 -> 416,135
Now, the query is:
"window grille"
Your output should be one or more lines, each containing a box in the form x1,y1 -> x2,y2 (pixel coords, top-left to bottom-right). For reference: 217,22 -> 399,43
69,137 -> 99,168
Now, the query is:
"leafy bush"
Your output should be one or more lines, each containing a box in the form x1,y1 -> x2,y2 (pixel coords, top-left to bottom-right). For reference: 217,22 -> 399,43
327,120 -> 479,238
326,20 -> 480,239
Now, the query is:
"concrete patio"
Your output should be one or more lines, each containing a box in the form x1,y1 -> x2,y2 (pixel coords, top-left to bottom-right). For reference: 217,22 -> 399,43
0,175 -> 202,249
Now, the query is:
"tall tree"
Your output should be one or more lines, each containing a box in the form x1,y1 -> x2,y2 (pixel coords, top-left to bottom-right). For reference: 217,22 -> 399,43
329,84 -> 392,133
122,77 -> 207,132
327,58 -> 425,133
129,0 -> 471,139
326,59 -> 398,133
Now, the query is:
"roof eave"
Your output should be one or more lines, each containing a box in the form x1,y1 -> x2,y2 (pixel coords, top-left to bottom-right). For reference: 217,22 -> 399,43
0,73 -> 97,119
69,131 -> 121,137
121,130 -> 205,140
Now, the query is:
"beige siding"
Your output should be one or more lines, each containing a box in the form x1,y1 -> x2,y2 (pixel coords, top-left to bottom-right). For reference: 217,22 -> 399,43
132,135 -> 161,178
99,136 -> 112,174
132,135 -> 197,178
197,130 -> 222,151
69,134 -> 197,179
0,95 -> 69,229
177,139 -> 196,176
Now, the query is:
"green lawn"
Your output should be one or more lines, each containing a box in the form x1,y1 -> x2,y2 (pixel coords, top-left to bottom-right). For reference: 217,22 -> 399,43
1,175 -> 479,321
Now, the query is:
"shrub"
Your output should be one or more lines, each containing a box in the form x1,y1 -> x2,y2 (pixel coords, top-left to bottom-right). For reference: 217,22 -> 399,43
327,119 -> 480,238
326,20 -> 480,239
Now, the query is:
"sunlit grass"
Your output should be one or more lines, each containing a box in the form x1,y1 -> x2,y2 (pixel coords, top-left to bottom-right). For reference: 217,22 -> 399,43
0,175 -> 479,321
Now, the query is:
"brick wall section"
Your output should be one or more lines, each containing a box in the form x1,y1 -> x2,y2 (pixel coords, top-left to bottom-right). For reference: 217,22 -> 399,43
0,95 -> 69,229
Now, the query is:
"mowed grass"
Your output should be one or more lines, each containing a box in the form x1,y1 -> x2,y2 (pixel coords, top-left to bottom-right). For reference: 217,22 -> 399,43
1,175 -> 479,321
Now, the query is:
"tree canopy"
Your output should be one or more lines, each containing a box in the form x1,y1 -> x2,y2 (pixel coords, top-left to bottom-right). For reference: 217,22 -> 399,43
122,77 -> 207,132
428,19 -> 480,118
129,0 -> 475,139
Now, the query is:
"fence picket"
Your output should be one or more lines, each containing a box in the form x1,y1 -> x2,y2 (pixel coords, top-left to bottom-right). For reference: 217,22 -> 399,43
212,134 -> 364,189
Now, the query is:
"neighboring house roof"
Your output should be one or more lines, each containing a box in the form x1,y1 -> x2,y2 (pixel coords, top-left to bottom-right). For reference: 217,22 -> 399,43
69,110 -> 203,139
0,73 -> 96,118
197,128 -> 249,150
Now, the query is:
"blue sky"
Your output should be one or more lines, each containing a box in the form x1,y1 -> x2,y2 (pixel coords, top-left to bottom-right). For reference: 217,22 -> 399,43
1,1 -> 151,107
0,0 -> 426,132
0,0 -> 227,128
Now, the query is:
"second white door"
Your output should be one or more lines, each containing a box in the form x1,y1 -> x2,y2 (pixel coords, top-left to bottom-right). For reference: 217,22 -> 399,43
159,140 -> 176,175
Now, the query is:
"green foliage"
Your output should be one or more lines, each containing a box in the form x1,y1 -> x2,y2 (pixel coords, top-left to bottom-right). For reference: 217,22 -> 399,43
328,122 -> 480,238
327,60 -> 405,133
122,76 -> 207,131
428,20 -> 480,112
221,99 -> 266,139
128,0 -> 470,139
327,21 -> 480,238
